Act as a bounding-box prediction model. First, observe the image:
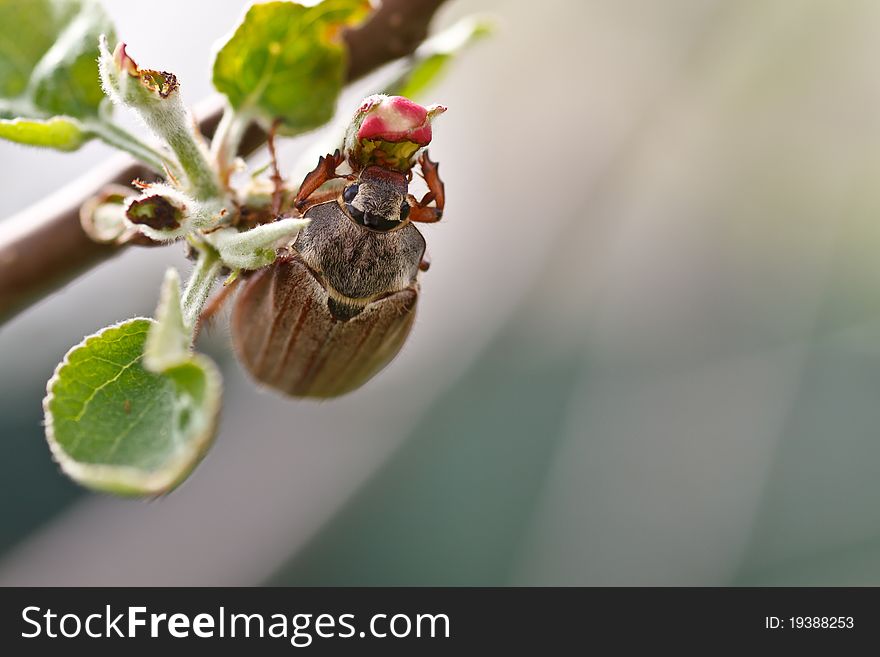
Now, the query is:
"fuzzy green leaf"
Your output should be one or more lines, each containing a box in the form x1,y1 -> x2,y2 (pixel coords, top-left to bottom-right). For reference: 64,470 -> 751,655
0,0 -> 113,119
44,318 -> 221,496
212,0 -> 370,135
0,115 -> 87,150
0,0 -> 114,152
207,217 -> 309,270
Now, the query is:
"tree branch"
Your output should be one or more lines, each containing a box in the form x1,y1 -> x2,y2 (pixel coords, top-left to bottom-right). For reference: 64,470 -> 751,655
0,0 -> 447,324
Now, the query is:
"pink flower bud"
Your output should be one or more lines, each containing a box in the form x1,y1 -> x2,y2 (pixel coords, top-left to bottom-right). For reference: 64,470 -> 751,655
344,95 -> 446,172
356,95 -> 446,145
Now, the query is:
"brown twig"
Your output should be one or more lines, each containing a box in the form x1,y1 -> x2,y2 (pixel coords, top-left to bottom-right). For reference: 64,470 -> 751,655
0,0 -> 447,324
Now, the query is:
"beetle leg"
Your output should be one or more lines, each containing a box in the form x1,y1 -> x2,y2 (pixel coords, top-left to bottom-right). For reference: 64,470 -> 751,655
407,196 -> 442,223
294,150 -> 345,212
408,151 -> 445,223
300,185 -> 346,208
419,151 -> 445,211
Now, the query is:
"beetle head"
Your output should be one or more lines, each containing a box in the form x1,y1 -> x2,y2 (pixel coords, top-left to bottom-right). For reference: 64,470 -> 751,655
342,166 -> 410,232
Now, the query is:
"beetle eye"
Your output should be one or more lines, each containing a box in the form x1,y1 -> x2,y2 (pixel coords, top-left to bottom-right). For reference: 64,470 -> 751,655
399,200 -> 410,221
343,184 -> 359,203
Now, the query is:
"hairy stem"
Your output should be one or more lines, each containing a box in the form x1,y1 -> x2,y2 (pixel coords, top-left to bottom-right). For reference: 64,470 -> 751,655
181,247 -> 222,331
163,119 -> 221,201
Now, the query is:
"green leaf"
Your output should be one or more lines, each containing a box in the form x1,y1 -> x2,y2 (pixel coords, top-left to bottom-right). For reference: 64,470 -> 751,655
383,16 -> 494,99
0,0 -> 113,119
44,318 -> 222,496
0,0 -> 114,151
212,0 -> 371,135
206,217 -> 309,270
0,115 -> 86,150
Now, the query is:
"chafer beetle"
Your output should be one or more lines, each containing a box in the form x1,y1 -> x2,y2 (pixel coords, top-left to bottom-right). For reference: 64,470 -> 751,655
231,95 -> 447,397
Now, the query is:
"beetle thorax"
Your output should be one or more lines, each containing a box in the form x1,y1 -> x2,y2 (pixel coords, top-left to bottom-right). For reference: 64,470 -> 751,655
295,200 -> 426,320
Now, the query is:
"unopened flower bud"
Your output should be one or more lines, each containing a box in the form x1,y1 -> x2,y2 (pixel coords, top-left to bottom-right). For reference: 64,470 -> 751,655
343,95 -> 445,172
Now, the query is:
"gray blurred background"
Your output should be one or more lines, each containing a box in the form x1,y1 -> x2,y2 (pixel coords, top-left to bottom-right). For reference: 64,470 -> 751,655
3,0 -> 880,585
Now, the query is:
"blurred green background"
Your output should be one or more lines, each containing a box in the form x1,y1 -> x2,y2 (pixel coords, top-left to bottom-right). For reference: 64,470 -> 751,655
4,0 -> 880,585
